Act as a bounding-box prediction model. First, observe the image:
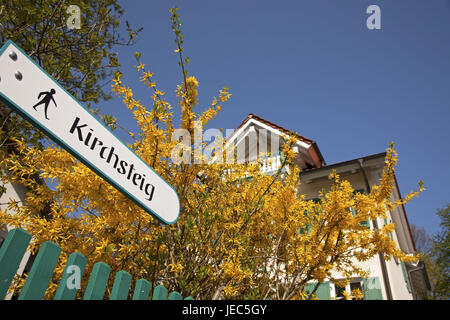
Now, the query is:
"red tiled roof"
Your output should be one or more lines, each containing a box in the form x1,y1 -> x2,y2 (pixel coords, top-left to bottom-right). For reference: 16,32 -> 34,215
227,113 -> 326,167
231,113 -> 314,145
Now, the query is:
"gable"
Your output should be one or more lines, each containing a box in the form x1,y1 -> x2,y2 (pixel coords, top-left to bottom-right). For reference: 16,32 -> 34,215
224,114 -> 325,170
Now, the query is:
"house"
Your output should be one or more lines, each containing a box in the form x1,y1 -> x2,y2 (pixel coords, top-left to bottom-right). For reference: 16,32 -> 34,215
224,113 -> 431,300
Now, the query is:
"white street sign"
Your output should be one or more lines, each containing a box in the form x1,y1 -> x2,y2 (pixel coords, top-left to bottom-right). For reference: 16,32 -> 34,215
0,40 -> 180,224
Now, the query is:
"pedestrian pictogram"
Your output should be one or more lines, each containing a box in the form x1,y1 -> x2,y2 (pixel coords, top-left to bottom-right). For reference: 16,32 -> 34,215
32,88 -> 57,120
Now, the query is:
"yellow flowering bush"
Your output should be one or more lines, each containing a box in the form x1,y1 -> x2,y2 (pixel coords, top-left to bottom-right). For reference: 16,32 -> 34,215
0,7 -> 423,300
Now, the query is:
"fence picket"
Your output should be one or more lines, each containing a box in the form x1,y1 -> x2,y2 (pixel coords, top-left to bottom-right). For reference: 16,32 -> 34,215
110,270 -> 132,300
83,262 -> 111,300
0,228 -> 32,299
169,291 -> 183,300
18,241 -> 61,300
132,278 -> 151,300
54,252 -> 87,300
152,284 -> 168,300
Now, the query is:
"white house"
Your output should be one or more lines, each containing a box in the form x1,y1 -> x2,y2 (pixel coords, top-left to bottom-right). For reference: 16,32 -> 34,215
224,113 -> 431,300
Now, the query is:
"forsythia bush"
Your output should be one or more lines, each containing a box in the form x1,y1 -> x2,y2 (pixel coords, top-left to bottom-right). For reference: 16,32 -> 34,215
0,8 -> 422,300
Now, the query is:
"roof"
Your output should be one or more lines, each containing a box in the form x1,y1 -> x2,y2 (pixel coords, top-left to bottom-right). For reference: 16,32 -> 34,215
228,113 -> 326,167
300,152 -> 387,175
230,113 -> 314,144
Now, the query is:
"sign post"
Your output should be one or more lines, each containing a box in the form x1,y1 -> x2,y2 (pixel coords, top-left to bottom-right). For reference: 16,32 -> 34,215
0,40 -> 180,224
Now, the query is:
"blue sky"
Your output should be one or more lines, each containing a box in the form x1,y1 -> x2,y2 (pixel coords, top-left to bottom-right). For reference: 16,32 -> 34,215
100,0 -> 450,236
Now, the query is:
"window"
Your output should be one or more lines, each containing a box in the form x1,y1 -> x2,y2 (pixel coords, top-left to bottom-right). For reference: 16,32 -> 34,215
350,281 -> 363,300
384,218 -> 394,240
299,198 -> 321,235
351,189 -> 370,228
334,285 -> 346,300
333,279 -> 364,300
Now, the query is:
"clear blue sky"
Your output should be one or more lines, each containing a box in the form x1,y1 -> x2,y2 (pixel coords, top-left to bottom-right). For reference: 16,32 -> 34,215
100,0 -> 450,236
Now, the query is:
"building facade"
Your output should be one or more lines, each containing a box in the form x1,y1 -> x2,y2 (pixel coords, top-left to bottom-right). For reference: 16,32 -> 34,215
225,113 -> 431,300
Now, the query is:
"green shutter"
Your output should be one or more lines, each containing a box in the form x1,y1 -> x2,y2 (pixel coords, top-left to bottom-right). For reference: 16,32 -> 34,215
299,198 -> 321,234
299,219 -> 310,235
363,277 -> 383,300
400,262 -> 412,293
384,218 -> 394,240
304,282 -> 316,298
304,281 -> 330,300
360,219 -> 370,228
350,207 -> 370,228
316,282 -> 331,300
351,190 -> 370,228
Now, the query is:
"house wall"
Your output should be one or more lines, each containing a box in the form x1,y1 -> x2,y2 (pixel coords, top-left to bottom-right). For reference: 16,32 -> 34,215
298,159 -> 414,300
230,119 -> 417,300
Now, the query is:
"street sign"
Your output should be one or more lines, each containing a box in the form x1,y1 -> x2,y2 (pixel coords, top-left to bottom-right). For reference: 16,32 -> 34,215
0,40 -> 180,224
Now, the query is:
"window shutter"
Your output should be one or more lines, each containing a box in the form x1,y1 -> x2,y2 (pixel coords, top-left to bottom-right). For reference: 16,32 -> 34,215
316,281 -> 331,300
304,282 -> 316,298
304,282 -> 330,300
363,277 -> 383,300
360,219 -> 370,228
400,262 -> 412,293
352,190 -> 370,228
298,211 -> 309,235
350,207 -> 370,228
299,198 -> 320,235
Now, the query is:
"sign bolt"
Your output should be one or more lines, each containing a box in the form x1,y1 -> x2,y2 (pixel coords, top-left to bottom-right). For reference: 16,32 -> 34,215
9,51 -> 17,61
15,71 -> 23,81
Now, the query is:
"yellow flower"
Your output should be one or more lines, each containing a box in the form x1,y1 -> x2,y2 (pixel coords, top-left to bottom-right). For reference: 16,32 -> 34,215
168,262 -> 184,273
136,62 -> 145,71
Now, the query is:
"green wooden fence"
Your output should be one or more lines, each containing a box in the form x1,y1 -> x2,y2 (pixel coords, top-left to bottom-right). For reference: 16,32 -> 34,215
0,228 -> 194,300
